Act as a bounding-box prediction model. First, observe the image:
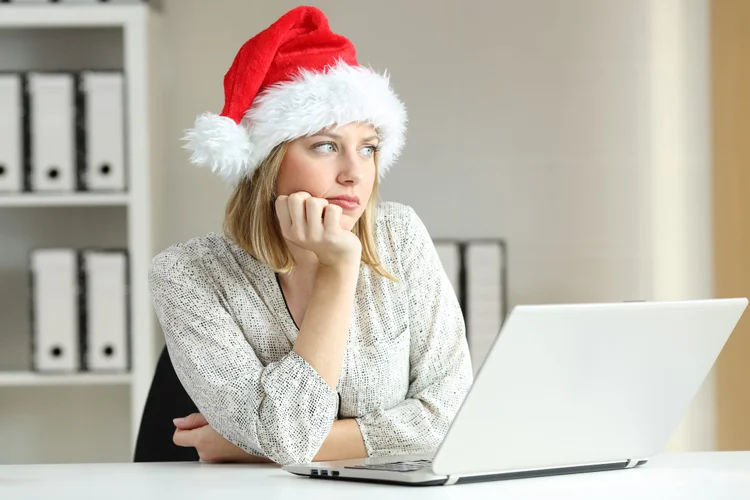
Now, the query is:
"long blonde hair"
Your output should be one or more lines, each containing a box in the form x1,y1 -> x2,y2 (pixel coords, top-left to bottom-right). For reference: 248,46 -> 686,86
223,141 -> 397,281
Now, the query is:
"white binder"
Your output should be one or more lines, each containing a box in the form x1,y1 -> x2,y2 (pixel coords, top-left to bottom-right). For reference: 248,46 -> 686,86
465,242 -> 505,375
0,74 -> 23,193
82,250 -> 129,372
28,72 -> 76,192
79,71 -> 126,191
433,241 -> 461,301
30,249 -> 80,373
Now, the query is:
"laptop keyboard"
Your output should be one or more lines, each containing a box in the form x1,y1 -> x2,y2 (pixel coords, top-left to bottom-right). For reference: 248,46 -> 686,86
345,459 -> 432,473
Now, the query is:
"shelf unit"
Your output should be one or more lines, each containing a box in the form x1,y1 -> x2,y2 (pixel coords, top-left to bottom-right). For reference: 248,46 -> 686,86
0,4 -> 163,464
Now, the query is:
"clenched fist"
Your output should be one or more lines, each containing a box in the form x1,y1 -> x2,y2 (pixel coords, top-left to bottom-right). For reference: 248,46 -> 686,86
275,192 -> 362,267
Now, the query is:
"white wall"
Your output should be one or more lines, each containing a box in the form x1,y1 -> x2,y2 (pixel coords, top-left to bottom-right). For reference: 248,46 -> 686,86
157,0 -> 713,451
161,0 -> 654,307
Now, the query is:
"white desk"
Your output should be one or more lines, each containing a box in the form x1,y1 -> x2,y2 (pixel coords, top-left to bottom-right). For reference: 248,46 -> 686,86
1,452 -> 749,500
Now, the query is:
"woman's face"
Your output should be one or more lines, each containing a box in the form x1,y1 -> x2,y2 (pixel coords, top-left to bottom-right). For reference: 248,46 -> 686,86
275,122 -> 378,231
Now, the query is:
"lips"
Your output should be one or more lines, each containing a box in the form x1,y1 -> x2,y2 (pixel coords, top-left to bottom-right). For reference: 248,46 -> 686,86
326,196 -> 360,210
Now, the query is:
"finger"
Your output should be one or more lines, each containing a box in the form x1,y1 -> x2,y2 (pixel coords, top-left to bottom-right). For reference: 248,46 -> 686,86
323,203 -> 343,233
173,413 -> 208,430
275,195 -> 291,236
288,192 -> 311,238
305,197 -> 328,239
173,414 -> 204,431
173,428 -> 196,448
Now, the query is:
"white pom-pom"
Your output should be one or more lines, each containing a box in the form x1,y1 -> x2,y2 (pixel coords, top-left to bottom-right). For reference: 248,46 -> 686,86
182,113 -> 253,186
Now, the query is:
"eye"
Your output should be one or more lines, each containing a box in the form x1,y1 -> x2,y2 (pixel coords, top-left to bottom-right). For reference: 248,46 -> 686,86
360,145 -> 379,157
313,142 -> 336,154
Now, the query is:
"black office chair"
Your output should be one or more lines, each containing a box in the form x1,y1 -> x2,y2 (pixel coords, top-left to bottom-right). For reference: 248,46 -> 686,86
133,345 -> 200,462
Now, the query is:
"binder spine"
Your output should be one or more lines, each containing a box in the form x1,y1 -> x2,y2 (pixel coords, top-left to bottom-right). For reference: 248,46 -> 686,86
29,248 -> 79,372
432,238 -> 509,343
457,242 -> 468,336
81,248 -> 131,372
28,251 -> 37,371
77,250 -> 88,371
121,72 -> 129,192
74,71 -> 87,192
15,72 -> 24,192
81,71 -> 127,192
21,72 -> 31,193
123,249 -> 132,371
0,72 -> 22,192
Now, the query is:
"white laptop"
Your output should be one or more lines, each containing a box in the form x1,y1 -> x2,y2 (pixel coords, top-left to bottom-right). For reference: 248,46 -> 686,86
283,298 -> 748,486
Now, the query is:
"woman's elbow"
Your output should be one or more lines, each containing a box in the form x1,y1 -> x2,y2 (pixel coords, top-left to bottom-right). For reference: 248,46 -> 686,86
256,437 -> 323,465
254,418 -> 330,465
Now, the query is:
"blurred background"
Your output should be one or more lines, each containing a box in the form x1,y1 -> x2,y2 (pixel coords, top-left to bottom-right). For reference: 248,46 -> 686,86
0,0 -> 748,465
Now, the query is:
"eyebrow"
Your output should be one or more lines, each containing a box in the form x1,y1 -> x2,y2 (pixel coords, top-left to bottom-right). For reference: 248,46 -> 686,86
313,132 -> 380,143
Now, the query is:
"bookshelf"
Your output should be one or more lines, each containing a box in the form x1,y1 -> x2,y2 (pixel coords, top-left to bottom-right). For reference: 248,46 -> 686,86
0,3 -> 163,464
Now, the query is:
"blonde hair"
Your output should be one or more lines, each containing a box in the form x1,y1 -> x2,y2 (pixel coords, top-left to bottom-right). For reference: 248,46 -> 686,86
223,141 -> 397,281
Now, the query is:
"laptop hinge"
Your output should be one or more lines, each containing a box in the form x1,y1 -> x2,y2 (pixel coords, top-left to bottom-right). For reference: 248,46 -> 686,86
444,475 -> 460,486
625,459 -> 639,469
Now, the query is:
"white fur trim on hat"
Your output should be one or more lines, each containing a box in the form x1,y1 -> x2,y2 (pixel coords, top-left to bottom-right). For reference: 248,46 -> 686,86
182,59 -> 407,186
182,114 -> 253,185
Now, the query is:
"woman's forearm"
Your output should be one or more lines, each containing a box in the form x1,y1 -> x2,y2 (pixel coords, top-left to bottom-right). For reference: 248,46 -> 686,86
292,262 -> 360,389
229,418 -> 365,464
313,419 -> 368,461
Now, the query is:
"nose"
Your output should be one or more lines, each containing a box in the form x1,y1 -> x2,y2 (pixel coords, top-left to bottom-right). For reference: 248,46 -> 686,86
336,150 -> 364,185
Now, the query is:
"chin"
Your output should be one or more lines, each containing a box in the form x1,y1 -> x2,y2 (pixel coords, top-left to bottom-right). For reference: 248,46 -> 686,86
341,214 -> 360,232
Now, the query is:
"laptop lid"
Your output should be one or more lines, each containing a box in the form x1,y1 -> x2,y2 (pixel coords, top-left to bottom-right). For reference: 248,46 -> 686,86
432,298 -> 747,477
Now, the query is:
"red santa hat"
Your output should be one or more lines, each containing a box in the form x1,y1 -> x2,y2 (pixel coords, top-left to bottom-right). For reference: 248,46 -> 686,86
182,5 -> 407,186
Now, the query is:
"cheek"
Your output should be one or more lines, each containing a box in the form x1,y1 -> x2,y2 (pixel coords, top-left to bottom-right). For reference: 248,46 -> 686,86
277,157 -> 328,196
361,167 -> 376,197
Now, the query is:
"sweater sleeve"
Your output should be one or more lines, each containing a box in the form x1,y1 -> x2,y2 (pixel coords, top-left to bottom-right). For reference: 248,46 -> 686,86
355,206 -> 474,456
148,250 -> 338,465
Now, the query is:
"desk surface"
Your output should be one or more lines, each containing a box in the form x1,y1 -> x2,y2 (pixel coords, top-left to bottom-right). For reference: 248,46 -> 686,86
1,452 -> 749,500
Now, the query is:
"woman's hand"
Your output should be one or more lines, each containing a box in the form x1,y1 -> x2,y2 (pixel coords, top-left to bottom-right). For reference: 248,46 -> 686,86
173,413 -> 274,464
275,192 -> 362,267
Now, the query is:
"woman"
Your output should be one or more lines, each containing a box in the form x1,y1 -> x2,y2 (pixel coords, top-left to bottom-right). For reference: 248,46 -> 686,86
148,6 -> 473,466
